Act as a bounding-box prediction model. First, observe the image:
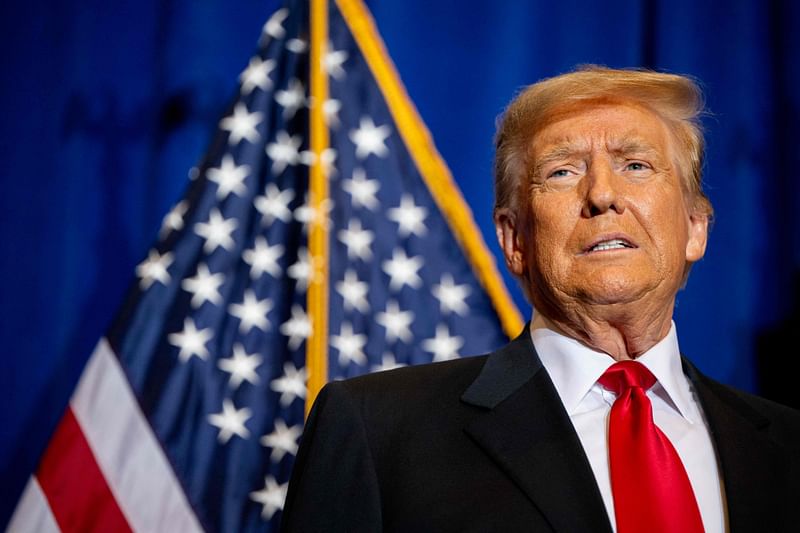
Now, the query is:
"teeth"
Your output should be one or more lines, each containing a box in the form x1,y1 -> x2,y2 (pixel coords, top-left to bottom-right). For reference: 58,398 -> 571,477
590,239 -> 631,252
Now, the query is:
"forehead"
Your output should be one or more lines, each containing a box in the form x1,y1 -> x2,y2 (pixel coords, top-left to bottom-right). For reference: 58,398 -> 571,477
530,101 -> 674,156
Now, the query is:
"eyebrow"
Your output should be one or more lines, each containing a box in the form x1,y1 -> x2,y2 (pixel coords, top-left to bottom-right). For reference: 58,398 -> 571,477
531,143 -> 589,178
531,137 -> 665,178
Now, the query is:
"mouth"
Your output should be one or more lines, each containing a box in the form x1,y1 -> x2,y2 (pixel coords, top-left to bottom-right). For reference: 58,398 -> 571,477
582,237 -> 636,254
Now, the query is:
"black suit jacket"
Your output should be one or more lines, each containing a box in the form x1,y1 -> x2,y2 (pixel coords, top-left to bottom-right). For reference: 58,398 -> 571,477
281,330 -> 800,532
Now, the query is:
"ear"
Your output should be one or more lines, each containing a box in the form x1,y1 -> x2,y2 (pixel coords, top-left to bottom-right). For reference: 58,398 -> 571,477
494,207 -> 527,276
685,211 -> 708,262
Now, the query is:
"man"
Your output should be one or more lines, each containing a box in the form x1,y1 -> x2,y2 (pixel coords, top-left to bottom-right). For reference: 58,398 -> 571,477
281,66 -> 800,532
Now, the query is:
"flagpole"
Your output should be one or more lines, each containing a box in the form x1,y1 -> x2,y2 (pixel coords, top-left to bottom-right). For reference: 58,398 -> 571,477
306,0 -> 331,417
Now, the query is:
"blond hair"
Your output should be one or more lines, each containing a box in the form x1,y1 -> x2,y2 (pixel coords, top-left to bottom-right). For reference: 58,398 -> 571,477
493,65 -> 713,218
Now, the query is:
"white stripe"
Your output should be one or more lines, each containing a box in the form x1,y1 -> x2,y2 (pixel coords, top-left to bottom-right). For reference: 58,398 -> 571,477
70,338 -> 203,533
6,477 -> 60,533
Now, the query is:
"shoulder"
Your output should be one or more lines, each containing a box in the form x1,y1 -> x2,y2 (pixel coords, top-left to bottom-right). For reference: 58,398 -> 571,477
691,368 -> 800,444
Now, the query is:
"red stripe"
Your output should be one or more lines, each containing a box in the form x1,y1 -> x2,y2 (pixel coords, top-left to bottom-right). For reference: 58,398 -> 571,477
36,407 -> 133,533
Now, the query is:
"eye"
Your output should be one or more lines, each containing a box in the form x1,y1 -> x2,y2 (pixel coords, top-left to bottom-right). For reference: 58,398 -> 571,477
625,161 -> 649,171
549,168 -> 572,178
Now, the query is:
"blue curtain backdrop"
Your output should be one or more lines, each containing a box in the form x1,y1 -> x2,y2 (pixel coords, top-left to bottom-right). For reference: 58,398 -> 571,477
2,0 -> 798,525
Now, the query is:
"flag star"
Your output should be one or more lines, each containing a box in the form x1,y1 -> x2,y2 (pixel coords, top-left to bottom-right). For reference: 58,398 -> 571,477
343,168 -> 380,210
349,116 -> 391,159
207,154 -> 250,199
280,304 -> 312,351
335,269 -> 369,313
299,147 -> 337,177
239,57 -> 276,95
243,236 -> 284,279
324,98 -> 341,128
382,248 -> 424,291
220,103 -> 263,145
255,183 -> 295,225
136,249 -> 173,290
262,7 -> 288,40
218,343 -> 262,389
376,300 -> 415,343
270,361 -> 308,405
181,263 -> 224,308
388,194 -> 428,237
194,208 -> 238,253
286,38 -> 308,53
229,289 -> 273,334
207,398 -> 251,444
250,476 -> 288,520
432,273 -> 472,316
331,322 -> 367,366
275,78 -> 306,119
266,131 -> 303,174
294,196 -> 333,233
287,248 -> 312,292
260,419 -> 303,462
159,200 -> 187,238
338,218 -> 374,261
168,318 -> 212,362
324,43 -> 348,80
372,353 -> 406,373
422,324 -> 465,362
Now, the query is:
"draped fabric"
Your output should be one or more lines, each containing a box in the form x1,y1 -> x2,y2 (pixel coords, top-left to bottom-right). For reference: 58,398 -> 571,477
1,0 -> 798,527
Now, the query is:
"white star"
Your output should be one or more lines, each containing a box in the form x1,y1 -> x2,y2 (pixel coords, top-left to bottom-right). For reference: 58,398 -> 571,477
331,322 -> 367,366
280,305 -> 312,351
275,78 -> 306,119
324,98 -> 341,128
372,353 -> 406,373
432,273 -> 472,316
135,249 -> 173,290
207,154 -> 249,199
239,57 -> 276,95
388,194 -> 428,237
229,289 -> 273,334
261,8 -> 288,41
270,361 -> 307,406
343,168 -> 380,210
207,398 -> 251,444
255,183 -> 295,225
287,248 -> 312,292
243,236 -> 284,279
335,269 -> 369,313
293,195 -> 332,234
260,419 -> 303,462
250,476 -> 288,520
382,248 -> 424,291
219,104 -> 263,145
218,343 -> 262,389
181,263 -> 224,308
286,38 -> 307,53
349,116 -> 391,159
337,218 -> 374,261
168,318 -> 212,362
159,200 -> 187,238
299,147 -> 337,177
324,43 -> 348,80
422,324 -> 464,362
376,300 -> 414,343
266,131 -> 302,174
194,208 -> 238,253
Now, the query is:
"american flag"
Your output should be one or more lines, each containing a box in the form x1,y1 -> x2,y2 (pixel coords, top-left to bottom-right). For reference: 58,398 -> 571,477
8,0 -> 522,531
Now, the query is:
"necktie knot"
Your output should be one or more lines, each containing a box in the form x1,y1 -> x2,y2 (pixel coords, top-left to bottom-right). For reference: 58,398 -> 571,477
598,360 -> 656,394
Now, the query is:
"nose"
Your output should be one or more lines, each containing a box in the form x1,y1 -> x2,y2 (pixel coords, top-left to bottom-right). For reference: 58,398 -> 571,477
581,159 -> 625,217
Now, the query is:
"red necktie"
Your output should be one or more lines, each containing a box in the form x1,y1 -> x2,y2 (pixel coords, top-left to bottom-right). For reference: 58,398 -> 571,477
598,361 -> 704,533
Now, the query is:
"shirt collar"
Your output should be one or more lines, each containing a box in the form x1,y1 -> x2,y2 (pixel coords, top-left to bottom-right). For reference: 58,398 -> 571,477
530,314 -> 695,423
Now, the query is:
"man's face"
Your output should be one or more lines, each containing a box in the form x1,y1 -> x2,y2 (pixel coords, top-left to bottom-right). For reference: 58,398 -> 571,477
498,102 -> 708,317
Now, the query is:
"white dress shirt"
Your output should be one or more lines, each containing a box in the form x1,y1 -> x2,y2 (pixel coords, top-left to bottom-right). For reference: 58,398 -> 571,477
530,315 -> 727,532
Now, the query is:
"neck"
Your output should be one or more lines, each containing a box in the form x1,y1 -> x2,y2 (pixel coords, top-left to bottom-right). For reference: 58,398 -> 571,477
533,302 -> 674,361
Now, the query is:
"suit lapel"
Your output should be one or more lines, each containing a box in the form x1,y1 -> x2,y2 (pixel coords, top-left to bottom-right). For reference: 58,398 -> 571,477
461,331 -> 612,533
685,361 -> 790,532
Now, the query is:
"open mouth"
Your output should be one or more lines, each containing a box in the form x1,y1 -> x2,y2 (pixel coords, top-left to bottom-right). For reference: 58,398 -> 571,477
585,238 -> 635,253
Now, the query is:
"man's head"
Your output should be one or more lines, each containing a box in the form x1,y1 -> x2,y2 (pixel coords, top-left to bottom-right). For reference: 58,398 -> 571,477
493,66 -> 713,322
